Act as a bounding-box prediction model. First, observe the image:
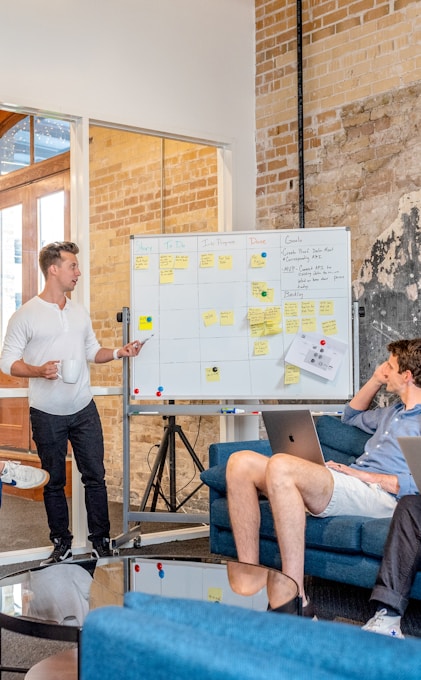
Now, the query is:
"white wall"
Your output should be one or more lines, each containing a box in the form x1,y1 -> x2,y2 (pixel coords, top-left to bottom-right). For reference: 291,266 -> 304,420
0,0 -> 256,229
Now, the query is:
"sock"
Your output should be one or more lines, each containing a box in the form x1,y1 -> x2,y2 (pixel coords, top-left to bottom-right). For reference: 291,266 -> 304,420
377,606 -> 400,617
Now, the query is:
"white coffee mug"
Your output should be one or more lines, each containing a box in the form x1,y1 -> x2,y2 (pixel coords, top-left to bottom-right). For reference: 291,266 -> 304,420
58,359 -> 82,384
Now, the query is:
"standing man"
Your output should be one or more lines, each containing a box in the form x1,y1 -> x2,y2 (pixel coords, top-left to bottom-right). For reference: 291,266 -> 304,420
0,241 -> 142,563
226,339 -> 421,615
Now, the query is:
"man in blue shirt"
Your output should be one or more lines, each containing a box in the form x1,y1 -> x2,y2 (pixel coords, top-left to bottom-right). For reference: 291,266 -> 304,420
226,338 -> 421,618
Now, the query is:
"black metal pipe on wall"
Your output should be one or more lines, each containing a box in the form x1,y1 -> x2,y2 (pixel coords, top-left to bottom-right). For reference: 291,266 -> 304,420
296,0 -> 305,228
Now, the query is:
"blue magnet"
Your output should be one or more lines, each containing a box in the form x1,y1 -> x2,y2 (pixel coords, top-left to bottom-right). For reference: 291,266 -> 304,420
261,252 -> 267,258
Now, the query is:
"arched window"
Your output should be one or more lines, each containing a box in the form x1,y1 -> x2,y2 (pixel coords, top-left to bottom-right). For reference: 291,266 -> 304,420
0,113 -> 70,175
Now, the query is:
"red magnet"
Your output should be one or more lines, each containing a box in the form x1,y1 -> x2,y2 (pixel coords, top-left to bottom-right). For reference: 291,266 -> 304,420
134,388 -> 140,394
320,339 -> 326,346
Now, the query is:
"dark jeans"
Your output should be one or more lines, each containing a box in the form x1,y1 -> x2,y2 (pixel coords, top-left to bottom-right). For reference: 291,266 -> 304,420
30,400 -> 110,545
371,494 -> 421,616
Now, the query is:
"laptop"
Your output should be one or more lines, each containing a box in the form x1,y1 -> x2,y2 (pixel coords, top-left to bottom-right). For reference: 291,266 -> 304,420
262,409 -> 326,465
397,437 -> 421,492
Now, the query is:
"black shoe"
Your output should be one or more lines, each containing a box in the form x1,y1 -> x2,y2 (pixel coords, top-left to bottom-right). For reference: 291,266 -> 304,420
268,597 -> 317,620
40,538 -> 73,566
91,537 -> 112,559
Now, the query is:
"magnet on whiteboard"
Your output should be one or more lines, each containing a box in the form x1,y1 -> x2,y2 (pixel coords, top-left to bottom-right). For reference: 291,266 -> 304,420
212,366 -> 219,373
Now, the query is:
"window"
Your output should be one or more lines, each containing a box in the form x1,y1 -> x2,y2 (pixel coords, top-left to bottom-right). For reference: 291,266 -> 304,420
0,115 -> 70,176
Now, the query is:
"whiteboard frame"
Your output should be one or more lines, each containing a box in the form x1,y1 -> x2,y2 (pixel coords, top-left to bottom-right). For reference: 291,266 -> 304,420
129,228 -> 354,402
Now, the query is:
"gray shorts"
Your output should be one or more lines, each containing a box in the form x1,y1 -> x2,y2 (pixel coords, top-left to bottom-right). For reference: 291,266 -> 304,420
310,469 -> 397,519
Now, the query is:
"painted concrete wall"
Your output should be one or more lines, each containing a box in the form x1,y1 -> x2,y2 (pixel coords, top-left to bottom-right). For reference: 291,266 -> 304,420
0,0 -> 256,229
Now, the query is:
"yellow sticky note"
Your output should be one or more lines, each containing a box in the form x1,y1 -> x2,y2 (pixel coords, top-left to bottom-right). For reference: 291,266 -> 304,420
138,316 -> 153,331
174,255 -> 189,269
206,367 -> 220,382
220,311 -> 234,326
265,288 -> 274,302
254,340 -> 269,356
264,306 -> 282,323
284,302 -> 299,317
322,320 -> 338,335
251,254 -> 266,268
285,364 -> 300,385
202,310 -> 218,327
250,323 -> 266,337
160,254 -> 175,269
302,317 -> 317,332
264,324 -> 282,336
285,318 -> 300,334
200,253 -> 215,268
218,255 -> 233,270
251,281 -> 268,299
160,269 -> 174,284
301,300 -> 315,315
320,300 -> 334,315
248,308 -> 265,325
135,255 -> 149,270
208,587 -> 223,603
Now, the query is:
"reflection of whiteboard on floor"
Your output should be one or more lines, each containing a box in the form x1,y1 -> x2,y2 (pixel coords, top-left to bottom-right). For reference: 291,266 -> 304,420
130,228 -> 353,400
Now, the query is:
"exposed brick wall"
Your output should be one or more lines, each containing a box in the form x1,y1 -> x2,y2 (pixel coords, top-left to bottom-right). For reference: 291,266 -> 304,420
89,126 -> 218,507
256,0 -> 421,277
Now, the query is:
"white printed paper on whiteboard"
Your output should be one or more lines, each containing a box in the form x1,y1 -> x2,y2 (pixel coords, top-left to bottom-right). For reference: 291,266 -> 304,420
284,332 -> 348,381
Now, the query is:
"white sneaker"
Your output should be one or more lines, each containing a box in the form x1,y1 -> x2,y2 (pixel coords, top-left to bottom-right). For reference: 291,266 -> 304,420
1,461 -> 50,489
362,609 -> 404,639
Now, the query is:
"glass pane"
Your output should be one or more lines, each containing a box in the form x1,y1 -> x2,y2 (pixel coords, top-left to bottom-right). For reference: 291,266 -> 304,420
38,191 -> 65,290
34,117 -> 70,163
0,116 -> 71,176
0,204 -> 22,343
0,117 -> 31,175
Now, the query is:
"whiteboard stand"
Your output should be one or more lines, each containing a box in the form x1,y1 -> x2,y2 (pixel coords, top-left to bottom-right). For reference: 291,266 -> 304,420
112,308 -> 209,553
138,403 -> 205,513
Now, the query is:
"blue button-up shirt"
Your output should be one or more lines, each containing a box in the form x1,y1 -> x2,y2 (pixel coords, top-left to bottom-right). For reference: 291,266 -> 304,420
342,402 -> 421,498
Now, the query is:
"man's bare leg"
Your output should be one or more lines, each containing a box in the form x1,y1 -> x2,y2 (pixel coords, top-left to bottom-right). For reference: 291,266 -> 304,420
265,454 -> 334,605
226,450 -> 270,595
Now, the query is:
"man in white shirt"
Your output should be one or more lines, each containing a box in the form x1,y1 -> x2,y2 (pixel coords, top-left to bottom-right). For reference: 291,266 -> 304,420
0,241 -> 142,563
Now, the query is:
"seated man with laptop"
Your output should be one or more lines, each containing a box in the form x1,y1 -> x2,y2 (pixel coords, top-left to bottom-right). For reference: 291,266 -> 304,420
226,338 -> 421,618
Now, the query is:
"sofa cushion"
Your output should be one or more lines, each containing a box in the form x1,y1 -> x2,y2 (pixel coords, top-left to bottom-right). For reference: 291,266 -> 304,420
92,592 -> 421,680
361,517 -> 391,558
212,498 -> 369,555
316,415 -> 370,463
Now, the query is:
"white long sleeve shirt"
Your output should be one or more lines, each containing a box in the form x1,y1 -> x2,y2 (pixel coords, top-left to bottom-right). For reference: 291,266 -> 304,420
0,296 -> 101,416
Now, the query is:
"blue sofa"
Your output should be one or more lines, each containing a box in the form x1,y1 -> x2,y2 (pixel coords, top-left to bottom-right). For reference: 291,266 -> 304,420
81,591 -> 421,680
200,415 -> 421,600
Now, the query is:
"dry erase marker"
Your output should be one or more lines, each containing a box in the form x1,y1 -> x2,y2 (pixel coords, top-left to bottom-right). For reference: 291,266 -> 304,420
141,334 -> 155,345
220,408 -> 245,414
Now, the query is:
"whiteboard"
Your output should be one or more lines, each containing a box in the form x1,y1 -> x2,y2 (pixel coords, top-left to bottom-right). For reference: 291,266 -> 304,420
129,228 -> 353,400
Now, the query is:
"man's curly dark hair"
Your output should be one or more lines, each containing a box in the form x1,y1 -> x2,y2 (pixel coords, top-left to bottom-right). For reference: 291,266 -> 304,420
388,338 -> 421,388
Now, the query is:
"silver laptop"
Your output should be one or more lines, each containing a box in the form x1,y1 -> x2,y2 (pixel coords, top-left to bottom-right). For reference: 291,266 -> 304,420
262,409 -> 325,465
398,437 -> 421,492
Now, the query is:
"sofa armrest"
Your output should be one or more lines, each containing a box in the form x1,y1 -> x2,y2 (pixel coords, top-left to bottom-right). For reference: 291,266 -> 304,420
201,440 -> 271,502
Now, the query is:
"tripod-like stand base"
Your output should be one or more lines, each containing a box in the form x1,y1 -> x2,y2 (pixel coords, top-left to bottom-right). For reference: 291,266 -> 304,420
139,415 -> 205,513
